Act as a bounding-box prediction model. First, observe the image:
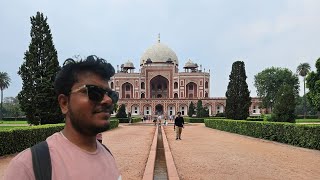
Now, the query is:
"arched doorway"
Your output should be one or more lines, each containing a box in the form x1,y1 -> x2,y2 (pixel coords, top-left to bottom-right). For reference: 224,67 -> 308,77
121,82 -> 133,99
150,75 -> 169,98
167,105 -> 176,116
155,104 -> 164,115
186,82 -> 198,98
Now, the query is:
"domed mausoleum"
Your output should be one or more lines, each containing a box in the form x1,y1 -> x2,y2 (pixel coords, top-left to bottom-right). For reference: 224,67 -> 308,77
140,39 -> 179,66
110,36 -> 262,117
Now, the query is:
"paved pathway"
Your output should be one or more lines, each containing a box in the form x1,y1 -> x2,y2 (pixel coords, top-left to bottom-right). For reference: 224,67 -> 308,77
164,123 -> 320,180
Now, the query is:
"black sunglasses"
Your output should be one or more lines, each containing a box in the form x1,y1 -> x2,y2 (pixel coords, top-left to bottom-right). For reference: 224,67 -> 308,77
71,85 -> 118,103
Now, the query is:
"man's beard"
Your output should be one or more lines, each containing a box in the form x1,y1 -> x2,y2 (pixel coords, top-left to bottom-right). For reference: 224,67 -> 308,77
69,107 -> 110,136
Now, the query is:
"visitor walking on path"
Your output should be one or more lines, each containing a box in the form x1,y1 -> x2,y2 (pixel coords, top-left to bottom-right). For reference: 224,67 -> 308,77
169,115 -> 173,122
4,55 -> 121,180
128,112 -> 132,124
157,114 -> 162,126
174,112 -> 184,140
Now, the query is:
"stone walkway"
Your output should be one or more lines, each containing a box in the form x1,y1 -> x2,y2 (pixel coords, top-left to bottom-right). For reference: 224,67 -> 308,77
1,122 -> 320,180
164,123 -> 320,180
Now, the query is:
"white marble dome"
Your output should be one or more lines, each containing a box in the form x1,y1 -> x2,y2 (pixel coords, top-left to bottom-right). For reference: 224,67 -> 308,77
140,42 -> 179,65
123,60 -> 135,69
184,59 -> 198,68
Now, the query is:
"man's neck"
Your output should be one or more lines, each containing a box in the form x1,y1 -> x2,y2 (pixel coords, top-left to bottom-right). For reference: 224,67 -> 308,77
61,128 -> 97,152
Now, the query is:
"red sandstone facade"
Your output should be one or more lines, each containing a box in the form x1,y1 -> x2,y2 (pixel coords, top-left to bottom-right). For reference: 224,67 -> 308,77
110,38 -> 263,117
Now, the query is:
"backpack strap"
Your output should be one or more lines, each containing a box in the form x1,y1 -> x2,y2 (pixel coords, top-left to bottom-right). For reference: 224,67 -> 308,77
101,143 -> 113,157
31,141 -> 52,180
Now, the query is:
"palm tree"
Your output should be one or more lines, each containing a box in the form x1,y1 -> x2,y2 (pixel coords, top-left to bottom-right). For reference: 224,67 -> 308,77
0,72 -> 11,120
296,63 -> 311,119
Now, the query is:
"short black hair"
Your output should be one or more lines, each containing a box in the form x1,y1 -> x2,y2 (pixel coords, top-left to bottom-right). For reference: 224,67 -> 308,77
54,55 -> 115,96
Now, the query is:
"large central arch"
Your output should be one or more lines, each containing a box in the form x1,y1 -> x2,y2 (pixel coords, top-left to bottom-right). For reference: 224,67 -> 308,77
150,75 -> 169,98
155,104 -> 164,115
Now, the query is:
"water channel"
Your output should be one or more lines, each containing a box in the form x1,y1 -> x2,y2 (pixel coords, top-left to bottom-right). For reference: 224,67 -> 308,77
153,125 -> 168,180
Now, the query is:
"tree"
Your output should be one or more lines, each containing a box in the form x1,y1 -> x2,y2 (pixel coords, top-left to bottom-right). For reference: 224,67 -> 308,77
116,104 -> 127,118
196,100 -> 204,117
188,101 -> 195,117
18,12 -> 62,125
254,67 -> 299,112
296,63 -> 311,119
306,58 -> 320,117
295,95 -> 317,116
203,107 -> 209,117
2,97 -> 25,118
0,72 -> 11,120
271,85 -> 296,123
225,61 -> 251,120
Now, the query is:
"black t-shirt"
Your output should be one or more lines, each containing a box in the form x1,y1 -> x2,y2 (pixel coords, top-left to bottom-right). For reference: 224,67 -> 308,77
174,116 -> 184,127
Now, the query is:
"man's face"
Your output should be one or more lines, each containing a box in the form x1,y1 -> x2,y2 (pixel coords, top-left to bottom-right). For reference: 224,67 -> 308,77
65,72 -> 114,136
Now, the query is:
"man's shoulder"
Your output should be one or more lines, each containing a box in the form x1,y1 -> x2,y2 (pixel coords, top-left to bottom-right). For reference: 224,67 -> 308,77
7,133 -> 59,171
4,148 -> 34,179
12,148 -> 32,163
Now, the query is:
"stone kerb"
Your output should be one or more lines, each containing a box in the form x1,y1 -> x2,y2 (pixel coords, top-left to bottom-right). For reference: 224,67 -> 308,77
142,124 -> 158,180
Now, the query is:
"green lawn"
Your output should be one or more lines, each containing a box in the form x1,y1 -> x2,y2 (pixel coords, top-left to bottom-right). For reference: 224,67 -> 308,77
0,120 -> 28,124
296,119 -> 320,123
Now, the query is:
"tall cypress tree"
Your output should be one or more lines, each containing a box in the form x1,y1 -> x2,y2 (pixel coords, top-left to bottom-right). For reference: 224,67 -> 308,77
18,12 -> 62,125
225,61 -> 251,120
196,100 -> 204,117
116,104 -> 127,118
188,101 -> 195,117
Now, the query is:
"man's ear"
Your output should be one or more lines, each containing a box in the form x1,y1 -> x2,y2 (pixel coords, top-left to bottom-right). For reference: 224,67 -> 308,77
58,94 -> 69,115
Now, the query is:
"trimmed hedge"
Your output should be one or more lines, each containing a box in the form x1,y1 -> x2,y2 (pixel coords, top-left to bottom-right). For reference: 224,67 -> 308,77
204,119 -> 320,150
246,118 -> 264,121
0,124 -> 64,156
0,120 -> 119,156
207,117 -> 226,119
132,117 -> 141,123
188,118 -> 204,123
109,119 -> 119,129
183,117 -> 190,123
296,115 -> 319,119
2,117 -> 27,121
117,117 -> 141,123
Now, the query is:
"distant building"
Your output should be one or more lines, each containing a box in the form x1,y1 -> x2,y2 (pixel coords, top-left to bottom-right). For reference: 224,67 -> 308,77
110,36 -> 263,117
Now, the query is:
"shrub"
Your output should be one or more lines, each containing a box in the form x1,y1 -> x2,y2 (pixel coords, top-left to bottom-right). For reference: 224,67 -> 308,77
215,113 -> 225,117
2,117 -> 27,121
188,118 -> 204,123
0,120 -> 119,156
246,118 -> 263,121
271,85 -> 296,123
296,115 -> 319,119
116,104 -> 127,118
188,102 -> 195,117
204,119 -> 320,150
0,124 -> 64,156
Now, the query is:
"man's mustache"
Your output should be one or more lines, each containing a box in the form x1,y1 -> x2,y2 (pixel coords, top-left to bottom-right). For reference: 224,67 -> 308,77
93,105 -> 114,113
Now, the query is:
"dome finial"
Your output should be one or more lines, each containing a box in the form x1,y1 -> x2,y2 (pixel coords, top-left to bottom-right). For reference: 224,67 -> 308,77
158,33 -> 160,43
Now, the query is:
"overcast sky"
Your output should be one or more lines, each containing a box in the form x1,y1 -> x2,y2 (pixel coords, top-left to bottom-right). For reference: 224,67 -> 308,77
1,0 -> 320,98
